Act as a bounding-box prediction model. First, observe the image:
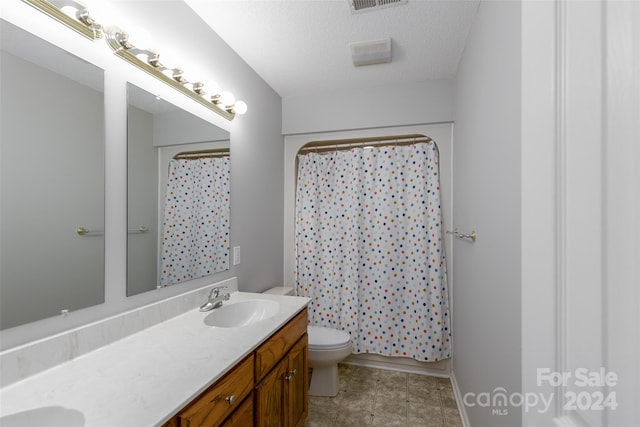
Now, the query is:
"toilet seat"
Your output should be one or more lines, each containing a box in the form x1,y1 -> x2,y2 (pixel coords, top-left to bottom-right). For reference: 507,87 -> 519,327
307,326 -> 351,350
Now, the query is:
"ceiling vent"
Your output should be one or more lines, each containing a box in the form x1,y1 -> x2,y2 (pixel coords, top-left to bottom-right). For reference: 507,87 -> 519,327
350,0 -> 407,14
350,38 -> 392,67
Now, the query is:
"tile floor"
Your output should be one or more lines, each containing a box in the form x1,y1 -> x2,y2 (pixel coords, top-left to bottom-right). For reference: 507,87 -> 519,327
305,364 -> 463,427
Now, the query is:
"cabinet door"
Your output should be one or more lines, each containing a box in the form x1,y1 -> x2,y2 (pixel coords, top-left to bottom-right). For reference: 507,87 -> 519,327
255,357 -> 287,427
285,334 -> 308,427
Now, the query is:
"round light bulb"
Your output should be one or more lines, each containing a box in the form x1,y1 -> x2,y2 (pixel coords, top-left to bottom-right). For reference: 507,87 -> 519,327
234,101 -> 248,115
219,91 -> 235,106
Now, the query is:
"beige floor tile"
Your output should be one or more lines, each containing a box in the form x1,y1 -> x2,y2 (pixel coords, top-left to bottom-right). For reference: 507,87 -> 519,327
436,377 -> 452,390
371,413 -> 407,427
339,390 -> 375,411
308,365 -> 459,427
310,394 -> 342,413
407,415 -> 445,427
347,364 -> 380,379
378,374 -> 408,390
376,383 -> 407,401
378,368 -> 408,380
304,413 -> 336,427
407,386 -> 441,405
407,402 -> 443,419
334,408 -> 374,427
440,394 -> 458,410
348,374 -> 379,385
442,406 -> 463,427
408,374 -> 440,390
373,394 -> 406,415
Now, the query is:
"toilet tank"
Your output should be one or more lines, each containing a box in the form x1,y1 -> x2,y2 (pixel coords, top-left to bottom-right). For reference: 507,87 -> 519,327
262,286 -> 295,296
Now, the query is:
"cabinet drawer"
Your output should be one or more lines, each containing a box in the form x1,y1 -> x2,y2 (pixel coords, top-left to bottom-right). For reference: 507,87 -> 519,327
179,355 -> 254,427
255,309 -> 307,382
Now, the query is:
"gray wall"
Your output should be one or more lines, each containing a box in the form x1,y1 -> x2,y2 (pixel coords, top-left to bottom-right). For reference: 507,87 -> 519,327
452,2 -> 522,426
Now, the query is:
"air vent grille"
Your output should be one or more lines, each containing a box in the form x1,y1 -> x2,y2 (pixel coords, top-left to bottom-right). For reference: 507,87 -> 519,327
350,0 -> 407,13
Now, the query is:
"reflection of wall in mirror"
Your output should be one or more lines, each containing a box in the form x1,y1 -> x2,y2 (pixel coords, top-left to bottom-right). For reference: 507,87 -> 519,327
127,104 -> 159,296
0,51 -> 104,329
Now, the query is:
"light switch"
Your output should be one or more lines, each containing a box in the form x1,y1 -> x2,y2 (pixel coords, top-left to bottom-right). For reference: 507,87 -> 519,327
233,246 -> 241,265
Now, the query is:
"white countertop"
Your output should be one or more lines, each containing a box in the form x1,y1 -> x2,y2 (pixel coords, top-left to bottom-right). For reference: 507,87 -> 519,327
0,292 -> 309,427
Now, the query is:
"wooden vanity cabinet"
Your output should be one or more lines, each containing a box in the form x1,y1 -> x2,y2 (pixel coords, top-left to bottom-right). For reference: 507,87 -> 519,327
255,311 -> 308,427
161,308 -> 308,427
254,335 -> 308,427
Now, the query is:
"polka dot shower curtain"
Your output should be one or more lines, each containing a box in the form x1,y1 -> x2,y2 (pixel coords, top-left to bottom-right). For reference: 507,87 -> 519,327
295,141 -> 451,362
160,157 -> 230,286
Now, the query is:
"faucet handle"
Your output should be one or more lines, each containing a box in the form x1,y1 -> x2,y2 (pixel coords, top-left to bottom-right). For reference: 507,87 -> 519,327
208,285 -> 229,298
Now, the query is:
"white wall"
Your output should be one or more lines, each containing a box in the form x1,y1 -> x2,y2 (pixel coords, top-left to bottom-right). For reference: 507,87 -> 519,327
282,79 -> 455,135
452,2 -> 522,427
0,0 -> 284,349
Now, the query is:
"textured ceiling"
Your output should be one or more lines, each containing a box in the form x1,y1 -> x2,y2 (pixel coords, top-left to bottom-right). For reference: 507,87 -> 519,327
185,0 -> 480,98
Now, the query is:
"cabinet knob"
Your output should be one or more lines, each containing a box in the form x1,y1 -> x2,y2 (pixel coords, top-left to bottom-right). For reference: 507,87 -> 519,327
225,395 -> 236,405
285,369 -> 297,381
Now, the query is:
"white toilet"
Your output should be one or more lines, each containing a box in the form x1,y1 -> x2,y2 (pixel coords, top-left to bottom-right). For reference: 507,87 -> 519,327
262,287 -> 352,397
306,325 -> 352,397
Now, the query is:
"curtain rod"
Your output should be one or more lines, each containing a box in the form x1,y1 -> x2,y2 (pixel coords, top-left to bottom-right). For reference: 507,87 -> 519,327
297,134 -> 432,154
173,148 -> 230,160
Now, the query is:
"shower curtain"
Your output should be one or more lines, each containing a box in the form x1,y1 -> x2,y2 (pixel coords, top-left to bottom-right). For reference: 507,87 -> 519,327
295,141 -> 450,361
160,157 -> 230,286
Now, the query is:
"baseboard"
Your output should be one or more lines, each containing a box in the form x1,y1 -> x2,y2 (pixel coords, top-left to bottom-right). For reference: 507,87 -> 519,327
553,414 -> 590,427
449,371 -> 472,427
342,353 -> 450,377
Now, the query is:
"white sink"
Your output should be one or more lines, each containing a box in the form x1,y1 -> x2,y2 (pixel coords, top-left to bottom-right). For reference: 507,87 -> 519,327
203,299 -> 280,328
0,406 -> 85,427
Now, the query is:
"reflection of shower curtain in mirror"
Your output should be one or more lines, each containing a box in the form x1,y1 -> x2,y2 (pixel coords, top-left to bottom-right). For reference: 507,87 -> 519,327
160,157 -> 230,286
295,142 -> 450,361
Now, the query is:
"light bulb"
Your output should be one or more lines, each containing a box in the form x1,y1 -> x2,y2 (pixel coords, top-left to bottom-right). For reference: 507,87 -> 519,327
234,101 -> 248,115
219,91 -> 235,106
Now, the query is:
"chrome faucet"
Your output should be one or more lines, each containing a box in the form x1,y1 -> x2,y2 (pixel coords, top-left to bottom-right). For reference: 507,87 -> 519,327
200,285 -> 231,312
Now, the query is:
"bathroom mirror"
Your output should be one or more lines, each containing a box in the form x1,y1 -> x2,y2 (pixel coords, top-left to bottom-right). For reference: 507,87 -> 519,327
0,21 -> 105,330
127,83 -> 230,296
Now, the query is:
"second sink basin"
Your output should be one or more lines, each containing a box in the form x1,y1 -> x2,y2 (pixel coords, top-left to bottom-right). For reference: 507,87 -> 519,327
203,299 -> 280,328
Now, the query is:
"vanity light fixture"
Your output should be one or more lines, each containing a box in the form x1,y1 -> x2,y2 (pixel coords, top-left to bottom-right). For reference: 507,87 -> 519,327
21,0 -> 248,121
105,26 -> 246,121
23,0 -> 103,40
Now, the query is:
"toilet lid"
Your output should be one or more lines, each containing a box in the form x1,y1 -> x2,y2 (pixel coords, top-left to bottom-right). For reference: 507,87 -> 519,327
307,326 -> 351,350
